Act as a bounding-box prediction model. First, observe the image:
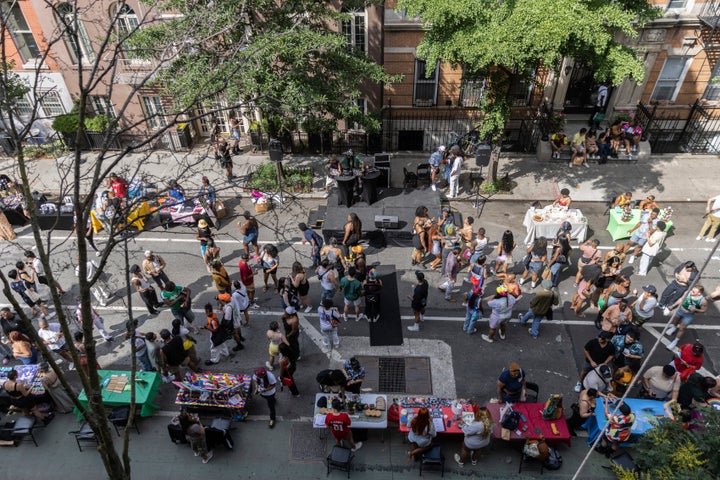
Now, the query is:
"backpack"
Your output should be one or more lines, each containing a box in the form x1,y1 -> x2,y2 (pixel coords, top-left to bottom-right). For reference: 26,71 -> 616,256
542,394 -> 564,420
543,447 -> 563,470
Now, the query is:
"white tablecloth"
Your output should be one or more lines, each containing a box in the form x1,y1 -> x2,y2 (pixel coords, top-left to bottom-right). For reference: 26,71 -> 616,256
313,393 -> 388,429
522,207 -> 588,244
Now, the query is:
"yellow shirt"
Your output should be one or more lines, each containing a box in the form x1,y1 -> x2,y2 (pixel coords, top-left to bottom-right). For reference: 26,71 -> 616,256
571,133 -> 586,147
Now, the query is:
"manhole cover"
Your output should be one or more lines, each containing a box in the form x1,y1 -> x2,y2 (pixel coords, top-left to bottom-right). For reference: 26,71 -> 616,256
378,357 -> 406,393
290,423 -> 326,462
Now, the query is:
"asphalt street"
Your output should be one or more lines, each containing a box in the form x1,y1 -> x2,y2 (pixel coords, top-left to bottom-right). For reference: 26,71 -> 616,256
1,193 -> 718,479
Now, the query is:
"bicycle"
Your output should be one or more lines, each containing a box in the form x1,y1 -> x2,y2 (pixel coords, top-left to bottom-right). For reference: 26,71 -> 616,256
448,129 -> 481,157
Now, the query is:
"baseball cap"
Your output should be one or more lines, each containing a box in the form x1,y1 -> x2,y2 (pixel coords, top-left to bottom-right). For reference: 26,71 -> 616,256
144,250 -> 153,257
642,285 -> 657,295
692,341 -> 704,356
285,306 -> 297,315
541,279 -> 553,290
438,145 -> 446,152
216,293 -> 231,303
254,367 -> 266,377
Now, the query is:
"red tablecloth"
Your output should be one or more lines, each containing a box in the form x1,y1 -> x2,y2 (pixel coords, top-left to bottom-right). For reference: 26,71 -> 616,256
486,402 -> 571,446
398,404 -> 473,435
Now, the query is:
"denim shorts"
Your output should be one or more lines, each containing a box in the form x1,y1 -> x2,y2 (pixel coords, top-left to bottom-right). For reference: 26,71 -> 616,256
528,261 -> 544,274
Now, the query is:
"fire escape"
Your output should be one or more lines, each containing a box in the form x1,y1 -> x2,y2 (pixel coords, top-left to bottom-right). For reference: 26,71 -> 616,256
699,0 -> 720,72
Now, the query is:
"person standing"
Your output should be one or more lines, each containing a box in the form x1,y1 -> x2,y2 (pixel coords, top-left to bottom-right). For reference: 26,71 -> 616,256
659,261 -> 699,315
343,357 -> 365,394
142,250 -> 170,289
448,146 -> 463,198
130,264 -> 163,314
74,257 -> 112,307
630,284 -> 658,326
196,219 -> 215,259
624,208 -> 660,264
231,280 -> 251,327
325,398 -> 362,451
238,252 -> 259,309
260,244 -> 280,293
362,268 -> 382,323
339,266 -> 363,322
203,302 -> 229,366
407,271 -> 429,331
574,331 -> 615,392
7,269 -> 50,318
74,301 -> 113,342
636,221 -> 667,276
24,251 -> 66,295
238,211 -> 260,259
229,115 -> 242,154
428,145 -> 446,192
317,259 -> 339,303
299,223 -> 324,269
125,319 -> 153,372
282,307 -> 301,362
453,406 -> 493,467
518,280 -> 559,339
218,291 -> 243,352
697,193 -> 720,242
161,281 -> 197,332
463,285 -> 483,335
279,343 -> 301,397
198,176 -> 218,225
442,245 -> 462,303
665,286 -> 708,350
216,137 -> 233,182
318,299 -> 341,350
253,367 -> 278,428
342,213 -> 362,256
179,411 -> 213,464
482,286 -> 516,343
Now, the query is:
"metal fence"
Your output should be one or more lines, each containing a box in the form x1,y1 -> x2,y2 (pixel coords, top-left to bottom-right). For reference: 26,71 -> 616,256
635,100 -> 720,155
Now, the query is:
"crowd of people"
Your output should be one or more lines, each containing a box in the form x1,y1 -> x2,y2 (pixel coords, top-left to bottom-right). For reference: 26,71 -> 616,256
551,118 -> 643,164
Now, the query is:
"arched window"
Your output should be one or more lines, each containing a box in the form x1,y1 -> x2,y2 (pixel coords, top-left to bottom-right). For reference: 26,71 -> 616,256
56,3 -> 95,64
112,3 -> 141,59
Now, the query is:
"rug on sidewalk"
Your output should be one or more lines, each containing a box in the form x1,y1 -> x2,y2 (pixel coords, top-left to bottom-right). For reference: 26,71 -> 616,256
290,423 -> 327,462
369,265 -> 403,346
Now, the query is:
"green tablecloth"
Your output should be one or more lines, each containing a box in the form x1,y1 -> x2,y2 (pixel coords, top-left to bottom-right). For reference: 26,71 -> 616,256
76,370 -> 161,420
606,208 -> 674,242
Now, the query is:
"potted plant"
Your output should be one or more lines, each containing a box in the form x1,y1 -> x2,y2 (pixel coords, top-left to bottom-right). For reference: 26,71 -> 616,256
51,111 -> 82,149
84,114 -> 111,149
548,111 -> 566,133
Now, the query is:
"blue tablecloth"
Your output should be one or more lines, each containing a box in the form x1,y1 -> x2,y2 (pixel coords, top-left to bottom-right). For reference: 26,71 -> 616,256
586,398 -> 667,446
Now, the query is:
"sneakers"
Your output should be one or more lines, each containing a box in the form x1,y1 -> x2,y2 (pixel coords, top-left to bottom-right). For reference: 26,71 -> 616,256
471,458 -> 478,466
445,297 -> 456,302
627,154 -> 633,160
352,442 -> 363,452
454,453 -> 464,467
499,331 -> 506,340
707,237 -> 716,243
518,313 -> 525,325
628,255 -> 635,264
467,328 -> 477,335
530,281 -> 537,289
552,152 -> 559,159
528,328 -> 537,339
583,163 -> 589,168
481,334 -> 493,343
203,451 -> 214,464
667,338 -> 679,350
518,277 -> 526,286
431,183 -> 437,192
304,305 -> 312,313
251,302 -> 260,309
574,382 -> 582,393
265,361 -> 274,371
342,314 -> 348,322
407,324 -> 420,332
568,162 -> 573,167
696,236 -> 704,241
268,420 -> 275,429
665,325 -> 677,337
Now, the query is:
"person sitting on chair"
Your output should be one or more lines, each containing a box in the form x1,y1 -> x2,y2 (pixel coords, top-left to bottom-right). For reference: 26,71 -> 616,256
596,402 -> 635,456
497,362 -> 526,403
406,407 -> 437,461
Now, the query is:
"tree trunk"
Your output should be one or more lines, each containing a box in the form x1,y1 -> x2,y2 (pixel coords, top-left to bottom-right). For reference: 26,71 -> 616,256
488,145 -> 501,182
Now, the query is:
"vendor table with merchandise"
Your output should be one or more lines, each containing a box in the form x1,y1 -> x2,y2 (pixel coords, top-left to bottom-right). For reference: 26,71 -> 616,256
523,207 -> 588,244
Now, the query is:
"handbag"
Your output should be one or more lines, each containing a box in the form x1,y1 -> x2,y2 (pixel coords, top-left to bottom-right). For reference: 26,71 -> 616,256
501,410 -> 521,430
25,289 -> 41,303
214,200 -> 228,219
183,338 -> 194,350
542,394 -> 564,420
541,266 -> 552,280
460,248 -> 472,262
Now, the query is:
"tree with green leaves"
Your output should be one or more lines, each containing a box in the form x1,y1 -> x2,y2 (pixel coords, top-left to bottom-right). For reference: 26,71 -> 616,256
130,0 -> 397,136
397,0 -> 662,179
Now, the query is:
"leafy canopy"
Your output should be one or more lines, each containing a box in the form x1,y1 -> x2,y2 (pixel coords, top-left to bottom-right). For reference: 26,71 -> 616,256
397,0 -> 662,138
130,0 -> 397,131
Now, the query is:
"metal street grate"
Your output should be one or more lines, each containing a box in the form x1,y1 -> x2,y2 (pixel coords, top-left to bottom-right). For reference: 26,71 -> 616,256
289,423 -> 326,462
378,357 -> 406,393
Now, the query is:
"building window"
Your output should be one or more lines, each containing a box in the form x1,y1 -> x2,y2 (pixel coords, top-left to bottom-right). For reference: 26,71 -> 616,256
38,91 -> 66,116
508,70 -> 535,106
651,57 -> 690,101
413,59 -> 439,107
90,95 -> 116,118
459,67 -> 487,108
15,95 -> 34,118
667,0 -> 687,9
113,4 -> 142,59
341,9 -> 366,54
1,2 -> 41,63
141,96 -> 167,129
57,3 -> 96,64
704,62 -> 720,101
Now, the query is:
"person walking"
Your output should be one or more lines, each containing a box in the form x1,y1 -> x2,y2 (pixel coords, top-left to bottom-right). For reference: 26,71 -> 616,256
282,307 -> 301,362
697,193 -> 720,242
74,257 -> 112,306
24,251 -> 66,295
218,291 -> 244,352
407,271 -> 429,331
299,223 -> 324,269
518,280 -> 558,339
463,284 -> 483,335
161,281 -> 197,332
7,269 -> 51,318
253,367 -> 278,428
142,250 -> 170,289
317,259 -> 340,303
231,280 -> 251,327
260,244 -> 280,293
196,219 -> 215,259
342,213 -> 362,256
665,286 -> 708,350
216,137 -> 233,182
441,244 -> 462,303
210,260 -> 232,294
130,264 -> 164,314
339,266 -> 363,322
278,343 -> 300,397
74,301 -> 114,342
289,262 -> 312,313
265,320 -> 288,371
318,299 -> 341,350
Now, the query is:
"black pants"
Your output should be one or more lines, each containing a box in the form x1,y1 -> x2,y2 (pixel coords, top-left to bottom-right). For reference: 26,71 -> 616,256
151,271 -> 170,290
365,294 -> 381,320
140,287 -> 161,314
660,281 -> 687,308
262,393 -> 276,421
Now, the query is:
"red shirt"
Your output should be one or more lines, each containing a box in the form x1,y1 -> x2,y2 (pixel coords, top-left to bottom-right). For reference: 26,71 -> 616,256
324,412 -> 351,440
674,344 -> 704,382
111,179 -> 127,198
238,260 -> 254,286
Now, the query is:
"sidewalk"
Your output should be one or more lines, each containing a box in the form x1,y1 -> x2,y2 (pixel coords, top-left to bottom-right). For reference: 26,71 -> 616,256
0,146 -> 715,203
